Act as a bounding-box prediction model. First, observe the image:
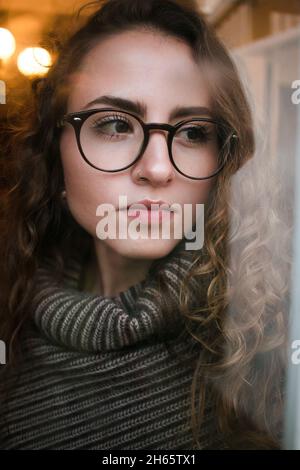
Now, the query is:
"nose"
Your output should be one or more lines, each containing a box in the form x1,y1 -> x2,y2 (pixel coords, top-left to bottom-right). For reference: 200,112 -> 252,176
132,129 -> 175,186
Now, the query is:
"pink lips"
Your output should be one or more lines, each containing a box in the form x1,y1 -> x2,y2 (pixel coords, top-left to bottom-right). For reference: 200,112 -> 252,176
127,198 -> 172,210
125,198 -> 174,224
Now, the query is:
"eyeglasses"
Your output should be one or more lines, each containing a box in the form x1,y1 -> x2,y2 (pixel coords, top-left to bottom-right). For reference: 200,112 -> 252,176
57,108 -> 237,180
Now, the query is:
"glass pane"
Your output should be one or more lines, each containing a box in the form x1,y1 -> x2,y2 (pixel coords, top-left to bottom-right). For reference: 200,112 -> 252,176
232,28 -> 300,449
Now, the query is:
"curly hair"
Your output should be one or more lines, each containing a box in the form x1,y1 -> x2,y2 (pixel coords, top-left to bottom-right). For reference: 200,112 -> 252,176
0,0 -> 288,449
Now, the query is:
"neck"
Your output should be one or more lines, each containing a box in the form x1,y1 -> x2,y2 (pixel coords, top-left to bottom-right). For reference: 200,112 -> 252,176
31,237 -> 197,352
89,239 -> 154,297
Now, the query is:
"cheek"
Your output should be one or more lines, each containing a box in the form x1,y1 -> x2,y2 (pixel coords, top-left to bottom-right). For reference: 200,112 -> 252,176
200,179 -> 215,203
185,178 -> 215,206
59,131 -> 111,235
59,129 -> 82,183
173,179 -> 215,238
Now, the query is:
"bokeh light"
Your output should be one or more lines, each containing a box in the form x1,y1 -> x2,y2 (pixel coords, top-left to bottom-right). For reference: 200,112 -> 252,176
0,27 -> 16,60
17,47 -> 52,77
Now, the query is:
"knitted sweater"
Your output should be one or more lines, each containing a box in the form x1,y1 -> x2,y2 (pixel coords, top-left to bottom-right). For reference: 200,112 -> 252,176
0,243 -> 222,450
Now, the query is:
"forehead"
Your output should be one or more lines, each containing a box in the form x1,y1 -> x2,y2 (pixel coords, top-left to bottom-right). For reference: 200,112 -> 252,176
66,29 -> 211,115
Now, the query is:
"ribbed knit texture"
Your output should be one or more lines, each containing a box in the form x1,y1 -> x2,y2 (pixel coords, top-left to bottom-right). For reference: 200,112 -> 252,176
0,241 -> 222,450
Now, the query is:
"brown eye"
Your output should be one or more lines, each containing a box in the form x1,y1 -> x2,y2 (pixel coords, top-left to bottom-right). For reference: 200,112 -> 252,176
91,117 -> 133,136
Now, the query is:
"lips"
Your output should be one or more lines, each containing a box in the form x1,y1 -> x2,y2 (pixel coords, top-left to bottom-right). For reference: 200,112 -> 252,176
120,198 -> 175,224
127,199 -> 173,211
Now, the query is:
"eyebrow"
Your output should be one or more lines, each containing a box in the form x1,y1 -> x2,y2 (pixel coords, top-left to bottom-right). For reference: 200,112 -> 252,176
81,95 -> 213,120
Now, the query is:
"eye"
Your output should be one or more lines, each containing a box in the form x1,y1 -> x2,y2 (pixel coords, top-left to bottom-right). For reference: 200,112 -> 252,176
90,114 -> 133,137
176,123 -> 214,145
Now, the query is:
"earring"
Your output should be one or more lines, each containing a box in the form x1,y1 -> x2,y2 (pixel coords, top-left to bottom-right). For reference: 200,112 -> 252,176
60,189 -> 69,211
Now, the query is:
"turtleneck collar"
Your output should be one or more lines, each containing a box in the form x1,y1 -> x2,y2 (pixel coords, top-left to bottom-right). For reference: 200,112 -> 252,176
30,239 -> 200,353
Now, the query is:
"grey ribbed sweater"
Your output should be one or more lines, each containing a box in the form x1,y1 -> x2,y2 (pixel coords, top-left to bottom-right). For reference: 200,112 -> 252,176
0,243 -> 222,450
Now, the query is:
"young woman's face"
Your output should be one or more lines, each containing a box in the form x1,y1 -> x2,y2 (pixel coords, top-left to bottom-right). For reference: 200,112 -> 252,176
60,29 -> 217,259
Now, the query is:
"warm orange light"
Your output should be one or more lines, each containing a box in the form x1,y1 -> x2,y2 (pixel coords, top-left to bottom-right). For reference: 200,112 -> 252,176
0,27 -> 16,60
17,47 -> 52,77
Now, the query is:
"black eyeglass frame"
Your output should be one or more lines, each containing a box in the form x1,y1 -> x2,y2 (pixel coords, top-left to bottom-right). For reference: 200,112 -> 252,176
57,108 -> 237,180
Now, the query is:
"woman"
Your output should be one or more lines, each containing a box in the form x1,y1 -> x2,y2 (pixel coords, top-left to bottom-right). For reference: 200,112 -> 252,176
0,0 -> 284,449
